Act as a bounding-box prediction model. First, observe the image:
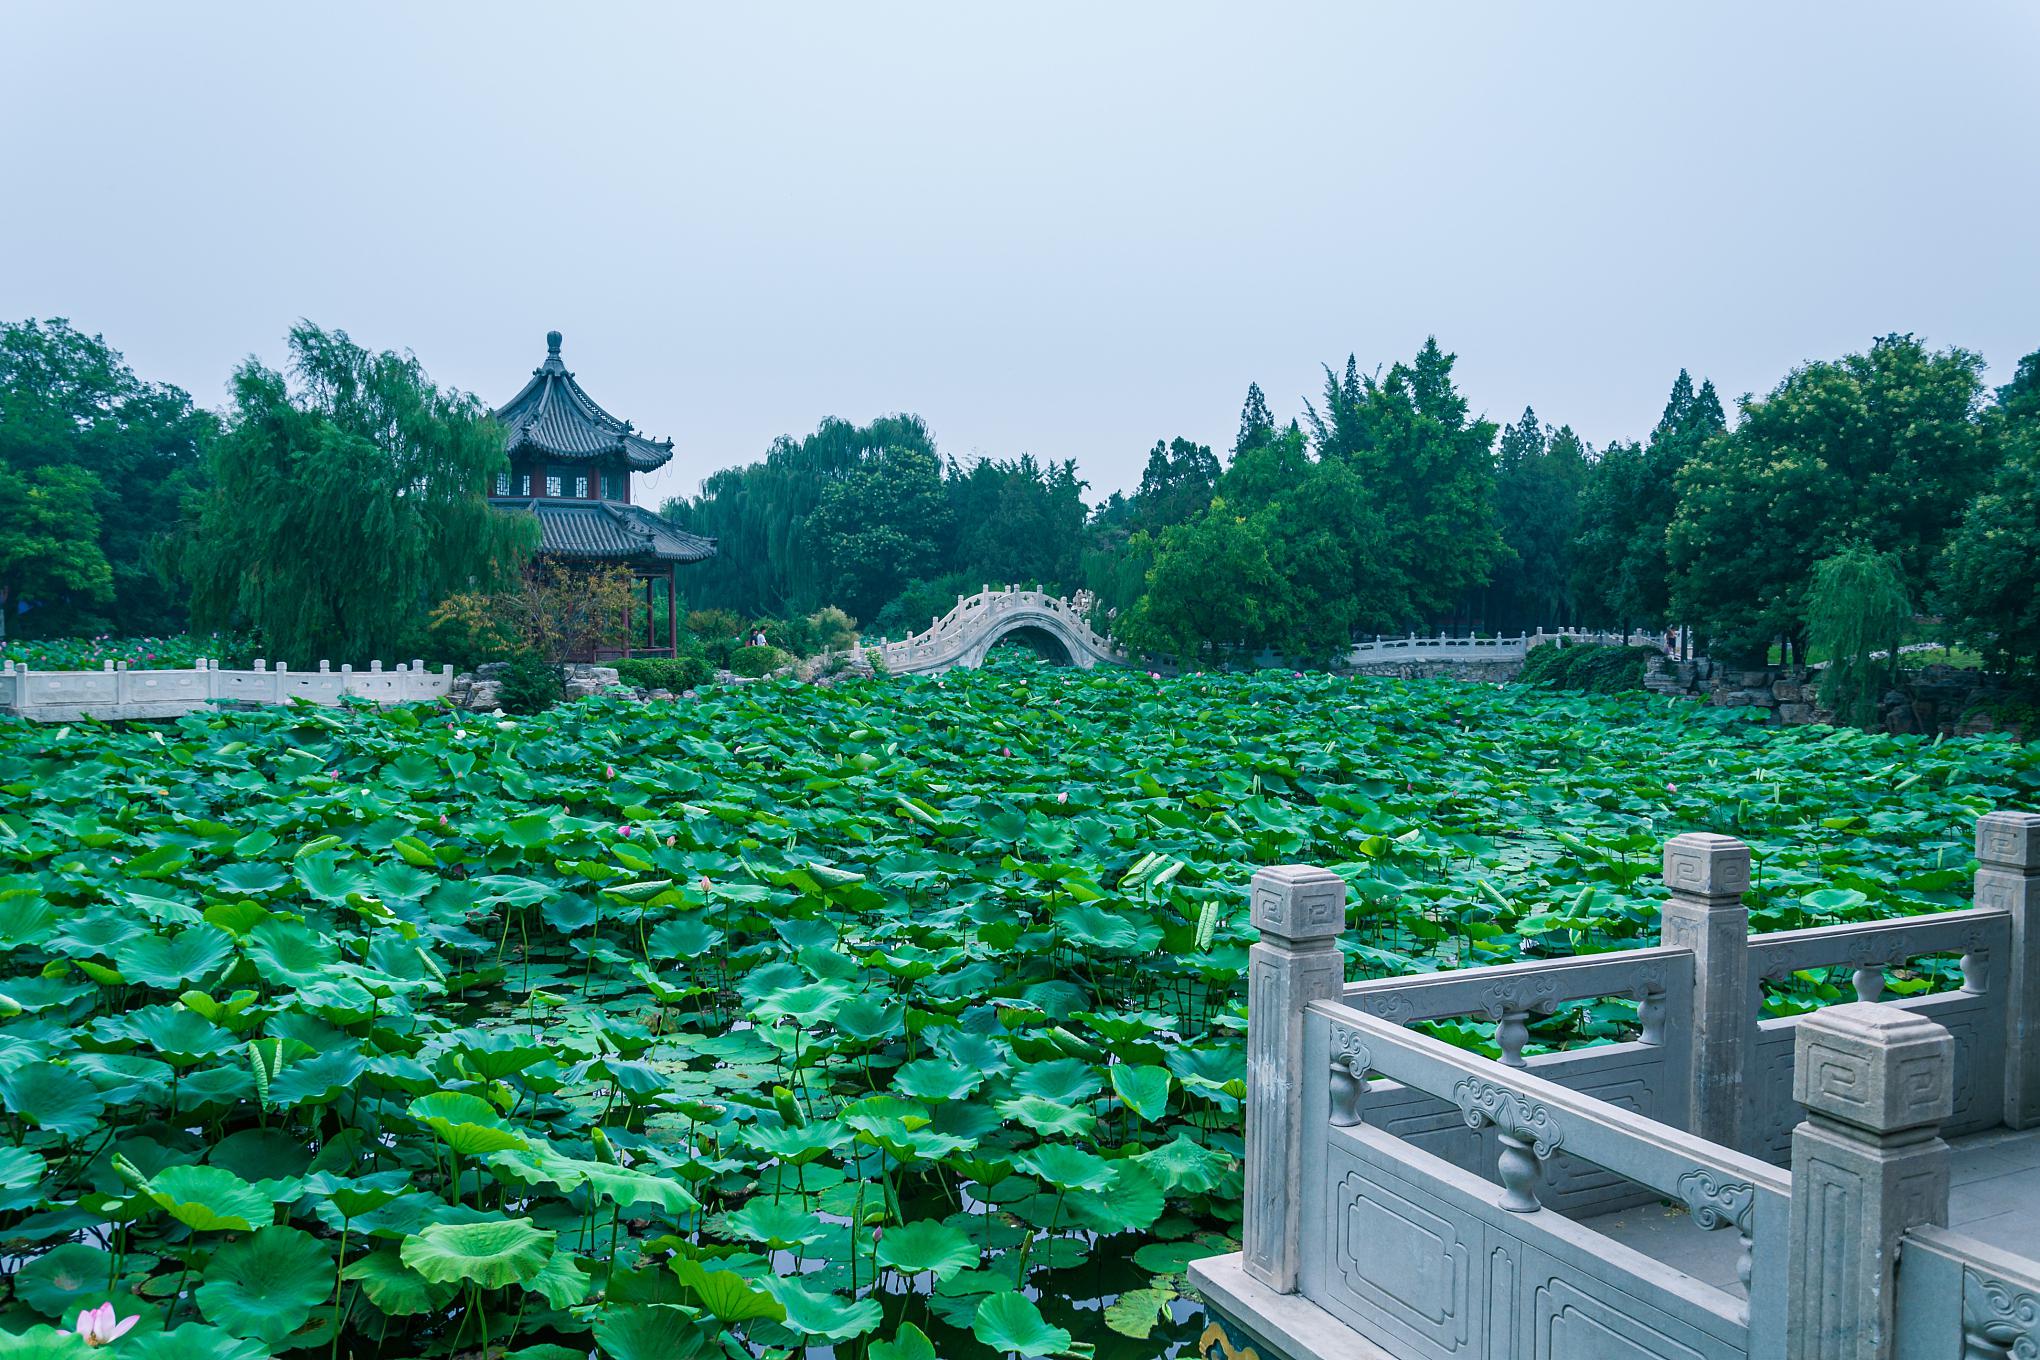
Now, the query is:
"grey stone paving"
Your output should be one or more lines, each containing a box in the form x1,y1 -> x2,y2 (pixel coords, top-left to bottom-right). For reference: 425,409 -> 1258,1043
1581,1126 -> 2040,1291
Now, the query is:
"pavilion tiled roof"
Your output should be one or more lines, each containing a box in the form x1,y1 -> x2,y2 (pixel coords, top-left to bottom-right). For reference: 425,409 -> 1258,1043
493,331 -> 676,471
497,499 -> 716,564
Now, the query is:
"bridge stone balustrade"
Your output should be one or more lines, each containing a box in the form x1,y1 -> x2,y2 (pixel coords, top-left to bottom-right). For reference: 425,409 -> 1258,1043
868,588 -> 1670,677
0,658 -> 456,722
872,585 -> 1131,675
1191,811 -> 2040,1360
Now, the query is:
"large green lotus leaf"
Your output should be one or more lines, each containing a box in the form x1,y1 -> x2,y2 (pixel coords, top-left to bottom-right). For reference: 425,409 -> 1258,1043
268,1048 -> 368,1108
971,1291 -> 1072,1358
13,1244 -> 115,1318
381,750 -> 441,791
0,1144 -> 47,1212
1016,1143 -> 1113,1193
195,1226 -> 331,1345
0,897 -> 59,950
668,1260 -> 785,1324
294,852 -> 368,903
117,1325 -> 268,1360
591,1304 -> 705,1360
400,1218 -> 555,1288
1103,1285 -> 1174,1340
0,1324 -> 92,1358
869,1323 -> 939,1360
245,921 -> 338,983
212,862 -> 289,896
759,1276 -> 882,1342
1130,1239 -> 1227,1276
341,1250 -> 450,1317
1010,1057 -> 1102,1103
995,1094 -> 1095,1139
0,1065 -> 105,1138
408,1091 -> 528,1156
115,925 -> 235,990
206,1128 -> 312,1183
493,1145 -> 699,1214
49,911 -> 146,958
368,861 -> 438,902
127,1007 -> 237,1065
1137,1133 -> 1234,1194
719,1198 -> 826,1248
872,1220 -> 976,1280
1064,1159 -> 1166,1235
892,1059 -> 984,1101
524,1251 -> 591,1309
140,1165 -> 273,1232
1108,1063 -> 1173,1121
299,1170 -> 412,1222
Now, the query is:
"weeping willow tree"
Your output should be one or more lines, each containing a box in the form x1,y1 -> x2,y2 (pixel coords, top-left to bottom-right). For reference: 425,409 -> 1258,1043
1808,544 -> 1912,727
662,414 -> 941,615
170,323 -> 535,664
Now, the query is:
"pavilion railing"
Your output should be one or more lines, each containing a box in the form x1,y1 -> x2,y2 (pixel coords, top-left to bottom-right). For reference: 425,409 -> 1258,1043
0,658 -> 455,722
1196,810 -> 2040,1360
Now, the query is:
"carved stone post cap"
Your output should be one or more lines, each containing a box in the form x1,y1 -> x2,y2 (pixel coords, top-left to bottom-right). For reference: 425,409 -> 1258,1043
1663,833 -> 1751,898
1976,811 -> 2040,870
1249,865 -> 1347,941
1792,1002 -> 1954,1133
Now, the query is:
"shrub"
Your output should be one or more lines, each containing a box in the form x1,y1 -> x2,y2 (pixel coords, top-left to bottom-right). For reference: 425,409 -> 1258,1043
687,609 -> 744,668
807,606 -> 859,652
426,593 -> 522,673
1517,642 -> 1655,694
759,614 -> 819,657
728,645 -> 795,679
615,655 -> 713,693
495,651 -> 563,714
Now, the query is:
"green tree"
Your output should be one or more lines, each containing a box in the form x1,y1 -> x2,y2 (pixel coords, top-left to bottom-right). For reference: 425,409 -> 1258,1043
0,318 -> 216,635
1571,370 -> 1724,632
1668,336 -> 1989,659
945,454 -> 1087,591
1134,437 -> 1221,532
1234,383 -> 1276,457
803,442 -> 953,622
1305,338 -> 1505,626
0,464 -> 111,642
665,415 -> 943,616
1488,409 -> 1589,631
1119,500 -> 1283,661
171,322 -> 533,663
1937,350 -> 2040,677
1808,544 -> 1911,726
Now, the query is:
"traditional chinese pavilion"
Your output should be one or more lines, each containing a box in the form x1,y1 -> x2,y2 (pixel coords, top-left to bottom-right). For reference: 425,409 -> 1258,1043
491,331 -> 714,658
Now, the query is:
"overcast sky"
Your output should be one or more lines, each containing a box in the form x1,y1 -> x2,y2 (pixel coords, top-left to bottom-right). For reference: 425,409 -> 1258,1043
5,3 -> 2037,506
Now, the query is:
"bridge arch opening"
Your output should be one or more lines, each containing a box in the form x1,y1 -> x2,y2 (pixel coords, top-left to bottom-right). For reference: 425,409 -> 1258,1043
984,623 -> 1076,666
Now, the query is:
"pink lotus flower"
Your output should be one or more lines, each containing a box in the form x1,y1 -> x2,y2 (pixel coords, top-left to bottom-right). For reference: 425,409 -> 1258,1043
1001,747 -> 1012,757
72,1304 -> 137,1347
604,765 -> 616,780
1056,792 -> 1067,804
1666,782 -> 1678,793
618,824 -> 635,837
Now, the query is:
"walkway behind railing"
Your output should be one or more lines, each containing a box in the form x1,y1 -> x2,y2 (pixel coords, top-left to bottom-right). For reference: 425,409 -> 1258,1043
0,658 -> 455,721
1343,627 -> 1669,665
1192,812 -> 2040,1360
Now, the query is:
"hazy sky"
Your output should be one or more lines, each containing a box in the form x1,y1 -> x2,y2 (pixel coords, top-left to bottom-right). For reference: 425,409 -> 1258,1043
5,3 -> 2037,506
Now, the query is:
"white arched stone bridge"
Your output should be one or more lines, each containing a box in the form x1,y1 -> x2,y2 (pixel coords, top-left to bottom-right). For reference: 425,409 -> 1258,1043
869,587 -> 1130,676
855,587 -> 1673,677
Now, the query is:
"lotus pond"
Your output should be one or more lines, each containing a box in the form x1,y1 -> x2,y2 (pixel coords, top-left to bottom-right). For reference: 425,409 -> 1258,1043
1,662 -> 2035,1360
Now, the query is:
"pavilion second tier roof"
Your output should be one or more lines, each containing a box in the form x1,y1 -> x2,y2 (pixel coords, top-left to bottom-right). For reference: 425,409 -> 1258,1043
493,331 -> 675,471
496,498 -> 716,565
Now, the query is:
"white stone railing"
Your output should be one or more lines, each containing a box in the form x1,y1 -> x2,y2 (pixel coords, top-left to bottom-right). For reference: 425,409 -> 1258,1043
1191,812 -> 2040,1360
0,658 -> 456,722
1344,627 -> 1668,665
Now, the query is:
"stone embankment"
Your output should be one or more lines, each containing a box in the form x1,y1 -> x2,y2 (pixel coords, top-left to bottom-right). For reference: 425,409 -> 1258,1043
1643,655 -> 2021,737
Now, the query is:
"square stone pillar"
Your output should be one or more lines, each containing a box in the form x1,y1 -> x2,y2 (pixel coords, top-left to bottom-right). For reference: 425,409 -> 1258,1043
1785,1003 -> 1953,1360
1241,865 -> 1347,1293
1974,810 -> 2040,1128
1659,832 -> 1752,1147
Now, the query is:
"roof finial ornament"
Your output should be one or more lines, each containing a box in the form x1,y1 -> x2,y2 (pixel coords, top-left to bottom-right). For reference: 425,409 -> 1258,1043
546,330 -> 562,356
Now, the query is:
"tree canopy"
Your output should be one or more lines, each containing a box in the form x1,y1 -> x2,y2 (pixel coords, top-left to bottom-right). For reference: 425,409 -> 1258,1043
0,319 -> 215,636
171,322 -> 533,664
